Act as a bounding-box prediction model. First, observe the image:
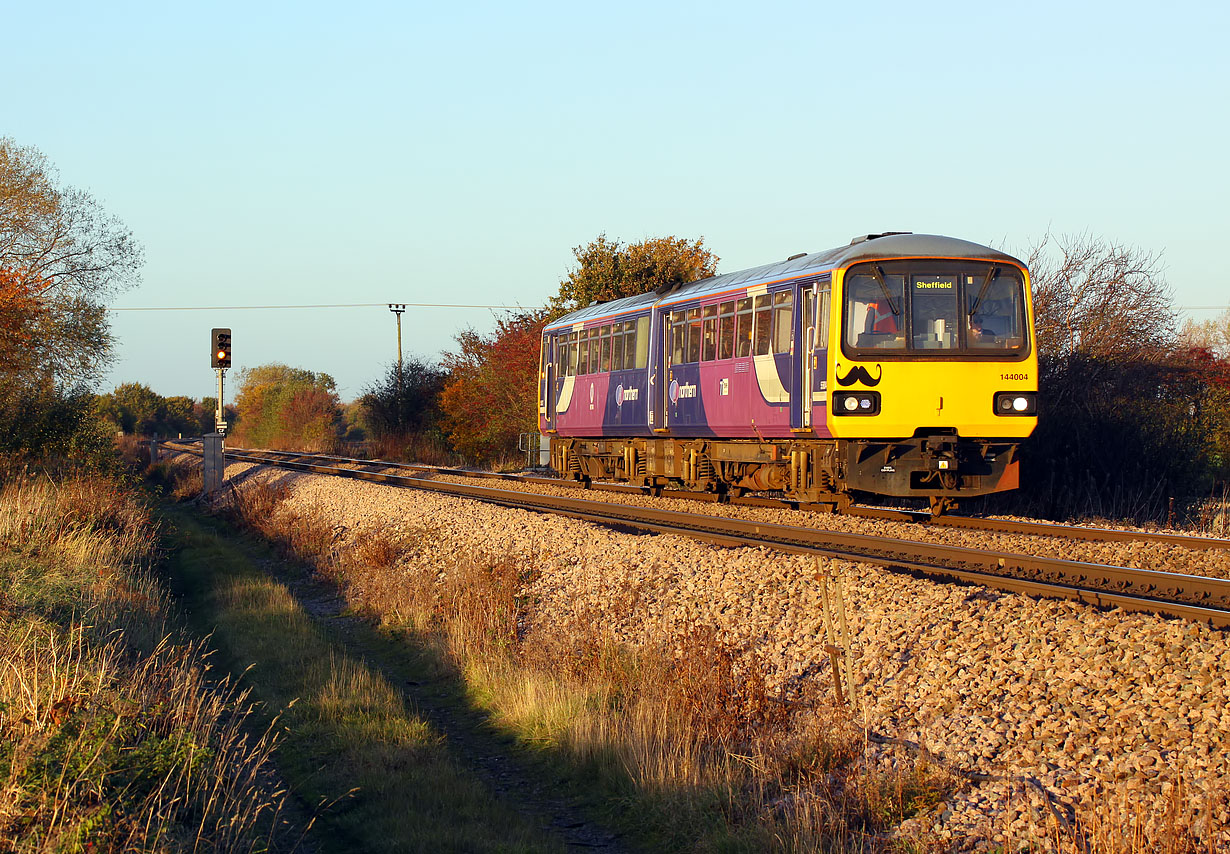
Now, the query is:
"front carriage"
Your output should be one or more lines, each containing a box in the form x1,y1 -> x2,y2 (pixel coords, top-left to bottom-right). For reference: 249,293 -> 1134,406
539,233 -> 1038,513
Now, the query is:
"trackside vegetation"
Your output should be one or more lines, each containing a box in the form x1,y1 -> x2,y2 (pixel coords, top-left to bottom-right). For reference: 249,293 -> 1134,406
178,462 -> 963,852
0,473 -> 288,851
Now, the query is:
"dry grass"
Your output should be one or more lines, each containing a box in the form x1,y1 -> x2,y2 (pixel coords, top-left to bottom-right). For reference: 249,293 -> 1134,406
0,473 -> 290,852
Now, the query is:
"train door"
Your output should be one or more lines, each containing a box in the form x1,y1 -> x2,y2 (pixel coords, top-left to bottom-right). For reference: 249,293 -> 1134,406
812,286 -> 830,430
542,333 -> 556,432
793,286 -> 817,430
650,309 -> 668,432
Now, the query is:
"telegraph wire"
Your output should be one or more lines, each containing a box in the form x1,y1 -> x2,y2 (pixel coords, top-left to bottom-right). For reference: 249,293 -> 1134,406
106,301 -> 525,311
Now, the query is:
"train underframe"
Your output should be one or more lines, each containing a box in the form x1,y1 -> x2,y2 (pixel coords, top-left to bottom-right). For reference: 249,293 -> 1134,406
549,434 -> 1021,514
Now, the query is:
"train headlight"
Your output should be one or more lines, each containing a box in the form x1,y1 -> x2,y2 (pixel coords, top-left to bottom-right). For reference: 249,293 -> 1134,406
993,391 -> 1036,416
833,391 -> 881,416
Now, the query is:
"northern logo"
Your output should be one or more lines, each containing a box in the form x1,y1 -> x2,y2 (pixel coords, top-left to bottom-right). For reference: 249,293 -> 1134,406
836,363 -> 883,387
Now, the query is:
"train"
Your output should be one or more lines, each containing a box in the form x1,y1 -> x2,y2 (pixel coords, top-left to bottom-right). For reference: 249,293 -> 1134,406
537,232 -> 1037,514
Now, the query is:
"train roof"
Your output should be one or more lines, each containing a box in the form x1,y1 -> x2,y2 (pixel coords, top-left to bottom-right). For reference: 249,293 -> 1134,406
544,233 -> 1026,331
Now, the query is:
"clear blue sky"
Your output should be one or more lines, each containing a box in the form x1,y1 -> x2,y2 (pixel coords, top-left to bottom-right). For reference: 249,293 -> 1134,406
5,0 -> 1227,400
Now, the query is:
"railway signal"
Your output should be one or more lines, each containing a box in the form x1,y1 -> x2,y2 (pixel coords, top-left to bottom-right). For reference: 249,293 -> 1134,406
211,328 -> 232,369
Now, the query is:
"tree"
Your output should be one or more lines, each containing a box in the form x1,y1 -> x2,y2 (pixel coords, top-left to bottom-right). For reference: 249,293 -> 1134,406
1027,231 -> 1174,367
0,137 -> 142,465
551,234 -> 718,316
1011,232 -> 1217,521
231,364 -> 341,451
440,310 -> 548,463
1180,307 -> 1230,360
359,357 -> 448,440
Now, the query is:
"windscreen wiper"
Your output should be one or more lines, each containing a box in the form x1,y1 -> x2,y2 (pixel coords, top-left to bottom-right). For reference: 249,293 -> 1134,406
968,266 -> 1000,317
870,265 -> 901,316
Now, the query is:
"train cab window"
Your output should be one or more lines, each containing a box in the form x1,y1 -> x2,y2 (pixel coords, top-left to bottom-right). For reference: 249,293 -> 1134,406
771,292 -> 793,355
635,316 -> 650,368
966,273 -> 1026,351
701,305 -> 718,361
843,261 -> 1028,357
600,325 -> 612,372
911,275 -> 959,350
686,308 -> 702,363
670,313 -> 685,365
845,273 -> 906,350
735,298 -> 754,358
753,295 -> 772,356
719,302 -> 735,359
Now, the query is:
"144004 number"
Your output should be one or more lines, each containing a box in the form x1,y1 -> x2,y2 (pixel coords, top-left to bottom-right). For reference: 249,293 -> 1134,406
1000,373 -> 1029,381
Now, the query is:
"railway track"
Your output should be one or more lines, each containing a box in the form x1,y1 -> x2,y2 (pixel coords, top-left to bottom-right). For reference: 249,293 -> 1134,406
164,441 -> 1230,628
200,444 -> 1230,553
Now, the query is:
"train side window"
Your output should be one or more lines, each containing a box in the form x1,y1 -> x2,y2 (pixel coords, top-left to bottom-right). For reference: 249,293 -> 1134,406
600,324 -> 612,371
575,330 -> 588,374
671,313 -> 685,365
589,328 -> 601,372
735,298 -> 753,358
611,324 -> 625,371
621,320 -> 634,370
701,305 -> 717,361
753,294 -> 772,356
564,333 -> 575,376
635,316 -> 650,368
686,308 -> 702,363
772,292 -> 793,355
818,289 -> 831,345
553,335 -> 562,375
719,301 -> 735,359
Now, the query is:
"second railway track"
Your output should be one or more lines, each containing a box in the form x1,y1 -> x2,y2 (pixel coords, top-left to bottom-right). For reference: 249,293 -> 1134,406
166,441 -> 1230,628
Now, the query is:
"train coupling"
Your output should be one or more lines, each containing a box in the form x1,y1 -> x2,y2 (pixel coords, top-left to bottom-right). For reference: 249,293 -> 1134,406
920,438 -> 960,472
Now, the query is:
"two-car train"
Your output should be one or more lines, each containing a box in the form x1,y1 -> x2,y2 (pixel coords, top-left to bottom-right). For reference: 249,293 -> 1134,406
537,232 -> 1038,513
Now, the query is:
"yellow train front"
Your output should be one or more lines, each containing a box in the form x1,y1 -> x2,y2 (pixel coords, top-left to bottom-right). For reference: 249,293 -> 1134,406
539,232 -> 1037,513
822,233 -> 1037,512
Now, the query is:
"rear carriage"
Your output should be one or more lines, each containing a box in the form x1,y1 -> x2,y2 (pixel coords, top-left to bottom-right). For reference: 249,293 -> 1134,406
538,233 -> 1037,512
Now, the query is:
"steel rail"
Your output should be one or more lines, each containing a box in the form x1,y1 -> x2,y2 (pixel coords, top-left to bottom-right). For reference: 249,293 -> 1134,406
172,443 -> 1230,628
205,444 -> 1230,553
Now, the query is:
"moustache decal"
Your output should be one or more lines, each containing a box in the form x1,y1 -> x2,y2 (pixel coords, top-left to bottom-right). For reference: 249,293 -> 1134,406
836,363 -> 883,387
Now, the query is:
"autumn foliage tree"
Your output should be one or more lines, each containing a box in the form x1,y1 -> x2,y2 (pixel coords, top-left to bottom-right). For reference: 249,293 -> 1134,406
551,234 -> 718,316
440,310 -> 548,463
232,364 -> 342,452
436,234 -> 718,466
0,137 -> 142,464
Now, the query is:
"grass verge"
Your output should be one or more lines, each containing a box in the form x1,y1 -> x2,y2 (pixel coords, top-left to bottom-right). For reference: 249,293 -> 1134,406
157,502 -> 565,853
0,473 -> 287,852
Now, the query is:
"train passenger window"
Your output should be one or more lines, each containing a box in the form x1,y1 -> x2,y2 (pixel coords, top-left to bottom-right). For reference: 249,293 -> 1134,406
621,321 -> 634,369
718,302 -> 733,359
753,295 -> 772,356
600,325 -> 612,372
635,316 -> 650,368
563,334 -> 574,376
735,298 -> 754,358
818,289 -> 831,344
576,331 -> 589,374
589,328 -> 600,372
701,305 -> 717,361
671,313 -> 685,365
611,325 -> 625,371
686,308 -> 702,363
771,292 -> 793,355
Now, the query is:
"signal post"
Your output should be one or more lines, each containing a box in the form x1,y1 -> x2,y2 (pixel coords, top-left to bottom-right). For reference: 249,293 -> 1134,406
203,328 -> 232,495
